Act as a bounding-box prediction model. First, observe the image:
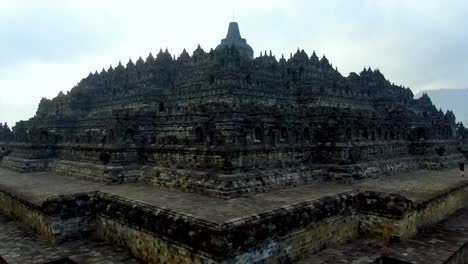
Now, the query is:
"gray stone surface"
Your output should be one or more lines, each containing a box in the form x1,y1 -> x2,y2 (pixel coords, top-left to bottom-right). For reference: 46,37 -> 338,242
300,206 -> 468,263
1,167 -> 467,223
0,167 -> 353,223
1,167 -> 468,263
0,214 -> 140,264
0,21 -> 467,197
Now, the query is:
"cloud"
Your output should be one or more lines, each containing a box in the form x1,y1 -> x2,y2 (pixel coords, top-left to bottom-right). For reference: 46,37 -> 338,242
1,0 -> 467,126
0,1 -> 124,68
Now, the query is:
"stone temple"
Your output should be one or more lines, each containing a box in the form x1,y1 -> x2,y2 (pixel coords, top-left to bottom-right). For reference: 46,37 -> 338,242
0,22 -> 468,263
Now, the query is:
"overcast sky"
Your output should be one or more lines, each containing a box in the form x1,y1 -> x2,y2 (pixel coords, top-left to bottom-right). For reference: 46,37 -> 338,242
1,0 -> 467,127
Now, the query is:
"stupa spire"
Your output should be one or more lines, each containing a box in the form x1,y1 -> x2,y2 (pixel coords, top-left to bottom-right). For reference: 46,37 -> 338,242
215,21 -> 253,60
226,22 -> 241,40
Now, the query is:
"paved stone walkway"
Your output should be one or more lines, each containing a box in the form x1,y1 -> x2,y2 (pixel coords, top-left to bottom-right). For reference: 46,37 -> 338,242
0,168 -> 465,224
300,206 -> 468,263
0,168 -> 354,223
2,207 -> 467,263
1,167 -> 467,263
0,214 -> 140,264
356,168 -> 468,202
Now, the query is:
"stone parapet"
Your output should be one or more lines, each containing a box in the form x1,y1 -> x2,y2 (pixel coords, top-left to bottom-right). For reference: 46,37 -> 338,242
50,160 -> 140,183
1,168 -> 468,263
357,181 -> 468,241
0,190 -> 95,242
0,156 -> 51,172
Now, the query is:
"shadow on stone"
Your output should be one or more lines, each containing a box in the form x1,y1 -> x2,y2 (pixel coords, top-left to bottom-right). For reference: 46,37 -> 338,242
43,257 -> 77,264
374,256 -> 412,264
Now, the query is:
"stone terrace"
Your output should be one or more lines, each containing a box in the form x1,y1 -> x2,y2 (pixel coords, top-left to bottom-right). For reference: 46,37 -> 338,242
0,214 -> 139,264
0,167 -> 467,263
301,206 -> 468,263
0,169 -> 354,224
0,168 -> 465,223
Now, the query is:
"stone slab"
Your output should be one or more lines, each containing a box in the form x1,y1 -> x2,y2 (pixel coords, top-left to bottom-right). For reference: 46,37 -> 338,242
1,167 -> 468,262
355,168 -> 468,203
0,214 -> 140,264
0,168 -> 354,223
300,206 -> 468,264
0,168 -> 466,223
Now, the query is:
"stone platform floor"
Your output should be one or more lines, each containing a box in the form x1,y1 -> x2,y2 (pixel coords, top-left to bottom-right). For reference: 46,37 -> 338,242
1,167 -> 467,263
356,168 -> 468,202
0,168 -> 468,224
0,214 -> 140,264
301,206 -> 468,264
0,168 -> 466,224
1,204 -> 468,264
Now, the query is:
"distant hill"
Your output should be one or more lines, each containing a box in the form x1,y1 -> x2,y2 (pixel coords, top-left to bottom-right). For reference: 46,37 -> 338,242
415,88 -> 468,125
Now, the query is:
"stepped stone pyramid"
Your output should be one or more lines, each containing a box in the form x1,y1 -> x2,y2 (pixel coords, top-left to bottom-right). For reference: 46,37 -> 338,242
0,21 -> 467,263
